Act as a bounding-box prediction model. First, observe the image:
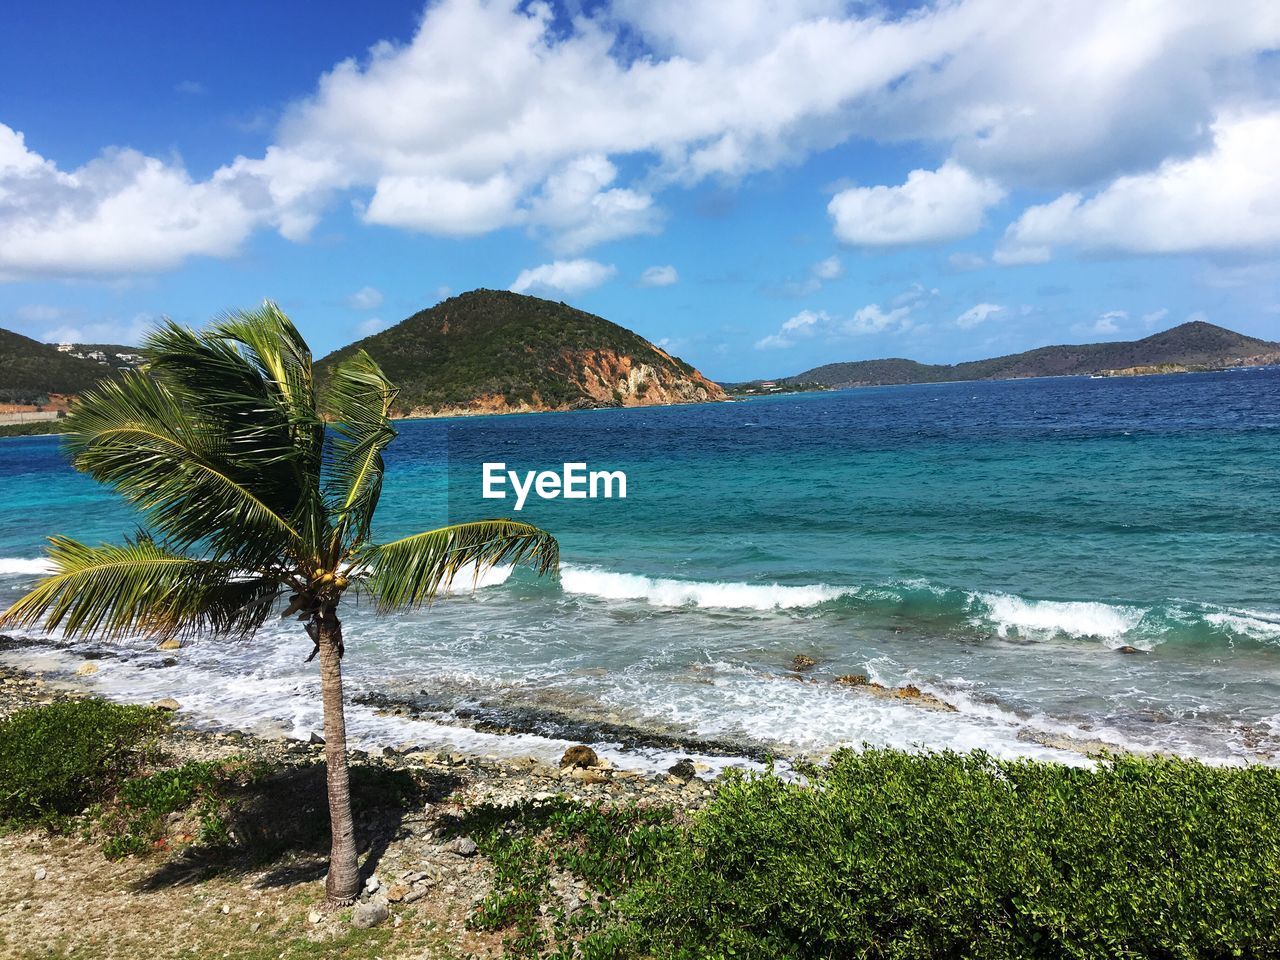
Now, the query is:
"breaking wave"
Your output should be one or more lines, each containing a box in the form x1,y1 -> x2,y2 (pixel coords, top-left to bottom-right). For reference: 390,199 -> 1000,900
556,564 -> 1280,649
559,566 -> 847,610
0,557 -> 52,575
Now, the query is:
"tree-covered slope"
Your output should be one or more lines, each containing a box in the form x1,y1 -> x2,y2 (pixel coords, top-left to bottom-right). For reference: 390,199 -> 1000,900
0,328 -> 118,403
316,289 -> 725,415
787,322 -> 1279,388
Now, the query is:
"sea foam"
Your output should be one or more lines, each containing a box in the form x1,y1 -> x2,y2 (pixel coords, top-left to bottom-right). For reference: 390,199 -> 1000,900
438,562 -> 513,592
0,557 -> 53,575
1203,609 -> 1280,644
973,592 -> 1145,643
559,566 -> 848,610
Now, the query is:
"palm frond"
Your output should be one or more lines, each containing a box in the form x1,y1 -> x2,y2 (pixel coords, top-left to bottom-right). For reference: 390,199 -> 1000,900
197,304 -> 328,553
321,351 -> 398,556
142,318 -> 302,460
0,535 -> 282,641
364,520 -> 559,611
64,371 -> 301,565
207,303 -> 317,427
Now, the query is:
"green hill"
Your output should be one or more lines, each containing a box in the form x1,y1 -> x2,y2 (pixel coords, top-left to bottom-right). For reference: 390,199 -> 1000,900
0,328 -> 118,404
785,322 -> 1280,388
316,289 -> 725,416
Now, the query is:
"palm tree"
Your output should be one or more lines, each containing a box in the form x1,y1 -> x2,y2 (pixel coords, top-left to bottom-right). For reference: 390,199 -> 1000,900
0,304 -> 558,905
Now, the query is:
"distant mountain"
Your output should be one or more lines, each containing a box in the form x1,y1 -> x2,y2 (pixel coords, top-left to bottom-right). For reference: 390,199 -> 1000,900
779,322 -> 1280,389
316,289 -> 726,416
0,328 -> 125,404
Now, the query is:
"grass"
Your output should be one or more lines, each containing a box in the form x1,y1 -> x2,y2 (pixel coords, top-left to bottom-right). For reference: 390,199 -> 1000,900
0,699 -> 474,960
3,881 -> 463,960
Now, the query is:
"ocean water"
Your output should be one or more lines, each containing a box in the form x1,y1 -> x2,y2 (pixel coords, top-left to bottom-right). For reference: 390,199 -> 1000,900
1,369 -> 1278,770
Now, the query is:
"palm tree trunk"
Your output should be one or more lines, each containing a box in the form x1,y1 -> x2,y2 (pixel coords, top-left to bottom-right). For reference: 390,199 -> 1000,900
317,611 -> 360,905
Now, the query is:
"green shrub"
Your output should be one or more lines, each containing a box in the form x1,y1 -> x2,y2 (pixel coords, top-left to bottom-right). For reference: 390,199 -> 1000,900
0,419 -> 69,437
461,797 -> 680,957
465,751 -> 1280,958
616,749 -> 1280,959
0,698 -> 169,828
98,759 -> 241,859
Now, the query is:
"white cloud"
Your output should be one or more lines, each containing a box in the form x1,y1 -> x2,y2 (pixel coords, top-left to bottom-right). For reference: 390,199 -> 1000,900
612,0 -> 846,59
755,288 -> 925,347
226,0 -> 1280,253
640,264 -> 679,287
346,286 -> 384,310
781,255 -> 844,296
845,303 -> 912,335
528,155 -> 660,253
754,308 -> 831,349
992,243 -> 1052,266
1074,310 -> 1127,336
998,112 -> 1280,263
1142,308 -> 1169,328
357,317 -> 390,336
828,163 -> 1005,247
510,259 -> 616,296
755,332 -> 793,351
955,303 -> 1005,328
811,255 -> 843,281
783,310 -> 828,335
0,126 -> 263,280
6,0 -> 1280,277
363,173 -> 522,236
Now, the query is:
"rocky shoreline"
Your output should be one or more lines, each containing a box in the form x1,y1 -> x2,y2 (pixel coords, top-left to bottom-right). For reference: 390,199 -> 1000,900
0,657 -> 721,959
0,630 -> 1196,781
0,632 -> 976,773
0,659 -> 720,809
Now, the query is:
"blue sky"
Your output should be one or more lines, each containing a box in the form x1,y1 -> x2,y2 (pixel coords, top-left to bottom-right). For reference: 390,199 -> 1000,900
1,0 -> 1278,381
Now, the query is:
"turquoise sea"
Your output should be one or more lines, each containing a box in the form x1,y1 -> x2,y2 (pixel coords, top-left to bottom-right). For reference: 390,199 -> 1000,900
1,368 -> 1278,770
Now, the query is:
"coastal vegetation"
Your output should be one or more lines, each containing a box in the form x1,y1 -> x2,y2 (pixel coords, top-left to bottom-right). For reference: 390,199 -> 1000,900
0,290 -> 730,421
460,749 -> 1280,959
4,696 -> 1278,959
0,303 -> 559,905
0,418 -> 69,437
314,289 -> 724,415
782,320 -> 1280,388
0,328 -> 112,404
3,306 -> 1270,416
723,379 -> 829,396
0,698 -> 166,830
